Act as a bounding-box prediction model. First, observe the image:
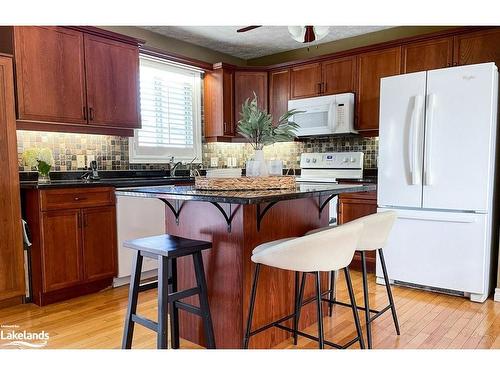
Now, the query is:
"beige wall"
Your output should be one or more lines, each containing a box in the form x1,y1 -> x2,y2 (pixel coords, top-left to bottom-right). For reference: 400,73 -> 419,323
100,26 -> 246,66
247,26 -> 455,66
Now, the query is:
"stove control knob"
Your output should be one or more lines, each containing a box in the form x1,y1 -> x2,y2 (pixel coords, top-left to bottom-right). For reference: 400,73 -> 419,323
305,158 -> 311,163
312,158 -> 317,163
350,157 -> 356,163
343,157 -> 349,163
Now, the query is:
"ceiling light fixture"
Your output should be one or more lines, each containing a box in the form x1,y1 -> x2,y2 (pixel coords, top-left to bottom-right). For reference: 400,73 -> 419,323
287,26 -> 330,43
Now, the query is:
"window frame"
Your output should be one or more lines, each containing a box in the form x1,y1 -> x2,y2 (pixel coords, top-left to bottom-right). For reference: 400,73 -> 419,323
129,54 -> 203,164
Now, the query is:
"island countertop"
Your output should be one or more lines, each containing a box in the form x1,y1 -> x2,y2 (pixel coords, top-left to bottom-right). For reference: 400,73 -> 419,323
115,182 -> 376,204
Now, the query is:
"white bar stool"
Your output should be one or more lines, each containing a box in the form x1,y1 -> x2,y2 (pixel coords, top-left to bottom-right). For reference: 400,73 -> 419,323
307,211 -> 400,348
243,221 -> 366,349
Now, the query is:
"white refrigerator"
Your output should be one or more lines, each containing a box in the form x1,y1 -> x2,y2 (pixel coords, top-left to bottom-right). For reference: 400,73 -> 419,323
377,62 -> 499,303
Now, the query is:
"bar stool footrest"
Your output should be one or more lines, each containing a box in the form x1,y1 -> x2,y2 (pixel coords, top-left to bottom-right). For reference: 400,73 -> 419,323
132,314 -> 159,332
174,301 -> 203,317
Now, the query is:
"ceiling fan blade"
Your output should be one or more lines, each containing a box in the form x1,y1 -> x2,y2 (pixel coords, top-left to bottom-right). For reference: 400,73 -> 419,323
303,26 -> 315,43
237,26 -> 262,33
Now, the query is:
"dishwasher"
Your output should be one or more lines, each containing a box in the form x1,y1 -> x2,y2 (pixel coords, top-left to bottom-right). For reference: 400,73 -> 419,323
113,186 -> 171,287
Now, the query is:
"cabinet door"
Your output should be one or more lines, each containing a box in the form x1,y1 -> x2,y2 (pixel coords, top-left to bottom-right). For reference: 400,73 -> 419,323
338,193 -> 377,272
41,209 -> 82,292
0,56 -> 25,301
82,206 -> 117,281
356,47 -> 401,132
13,26 -> 87,124
453,28 -> 500,68
322,56 -> 356,95
234,71 -> 268,124
402,37 -> 453,73
84,34 -> 140,128
269,69 -> 290,125
290,63 -> 322,99
222,69 -> 234,136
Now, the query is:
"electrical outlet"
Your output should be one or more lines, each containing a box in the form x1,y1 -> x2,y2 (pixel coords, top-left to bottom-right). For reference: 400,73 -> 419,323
76,155 -> 86,169
210,157 -> 219,167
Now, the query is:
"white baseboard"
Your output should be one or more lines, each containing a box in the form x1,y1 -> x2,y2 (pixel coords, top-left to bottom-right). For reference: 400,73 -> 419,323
113,269 -> 158,288
494,288 -> 500,302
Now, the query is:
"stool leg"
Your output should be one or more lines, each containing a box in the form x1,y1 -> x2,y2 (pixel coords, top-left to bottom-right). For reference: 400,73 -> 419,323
122,251 -> 143,349
361,251 -> 372,349
328,270 -> 335,317
193,252 -> 216,349
169,258 -> 180,349
344,267 -> 366,349
293,272 -> 307,346
293,271 -> 299,345
157,256 -> 169,349
243,263 -> 261,349
378,248 -> 400,335
315,272 -> 325,349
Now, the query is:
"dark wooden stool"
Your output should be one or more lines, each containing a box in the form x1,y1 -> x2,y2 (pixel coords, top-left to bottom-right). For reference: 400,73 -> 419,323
121,234 -> 215,349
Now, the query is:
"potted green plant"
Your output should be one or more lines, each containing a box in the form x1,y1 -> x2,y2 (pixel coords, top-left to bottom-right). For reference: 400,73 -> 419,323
22,147 -> 54,183
237,93 -> 301,176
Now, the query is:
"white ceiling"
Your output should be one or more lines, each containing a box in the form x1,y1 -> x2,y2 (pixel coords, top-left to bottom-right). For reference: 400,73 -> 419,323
141,26 -> 393,60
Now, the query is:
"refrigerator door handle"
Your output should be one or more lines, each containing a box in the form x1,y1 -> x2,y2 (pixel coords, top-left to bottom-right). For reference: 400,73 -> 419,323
424,93 -> 436,185
408,95 -> 423,185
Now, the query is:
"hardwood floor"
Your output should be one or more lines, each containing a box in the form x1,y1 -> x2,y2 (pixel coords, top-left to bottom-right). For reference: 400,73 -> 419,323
1,270 -> 499,349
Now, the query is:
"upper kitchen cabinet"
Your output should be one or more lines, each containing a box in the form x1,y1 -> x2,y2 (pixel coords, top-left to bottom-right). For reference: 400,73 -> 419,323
402,37 -> 453,73
269,69 -> 290,125
204,63 -> 235,141
234,71 -> 268,123
13,27 -> 88,125
356,46 -> 401,133
290,63 -> 322,99
322,56 -> 356,95
453,28 -> 500,68
0,26 -> 143,136
0,55 -> 25,306
84,34 -> 140,129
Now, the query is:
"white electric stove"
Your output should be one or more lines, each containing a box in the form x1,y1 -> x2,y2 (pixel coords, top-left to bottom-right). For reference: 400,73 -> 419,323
297,151 -> 364,224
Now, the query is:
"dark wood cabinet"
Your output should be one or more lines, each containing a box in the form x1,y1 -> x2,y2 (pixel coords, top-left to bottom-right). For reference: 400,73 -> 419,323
82,206 -> 117,282
269,69 -> 290,125
0,55 -> 25,306
356,47 -> 401,133
204,64 -> 235,140
402,37 -> 453,73
290,63 -> 322,98
84,34 -> 140,129
0,26 -> 142,136
23,187 -> 117,306
13,27 -> 87,124
453,28 -> 500,68
41,209 -> 82,292
322,56 -> 356,95
234,71 -> 268,124
338,190 -> 377,272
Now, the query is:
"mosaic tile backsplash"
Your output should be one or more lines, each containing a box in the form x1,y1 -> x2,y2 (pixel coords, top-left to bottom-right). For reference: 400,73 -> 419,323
16,130 -> 378,172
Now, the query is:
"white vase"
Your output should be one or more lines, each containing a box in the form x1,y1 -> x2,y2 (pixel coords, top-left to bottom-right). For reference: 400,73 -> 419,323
253,149 -> 269,177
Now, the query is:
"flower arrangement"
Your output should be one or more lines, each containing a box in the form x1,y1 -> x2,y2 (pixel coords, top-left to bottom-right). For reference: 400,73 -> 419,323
22,148 -> 54,182
237,93 -> 301,150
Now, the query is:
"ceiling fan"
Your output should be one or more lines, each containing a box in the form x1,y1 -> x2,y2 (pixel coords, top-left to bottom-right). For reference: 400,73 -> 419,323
236,26 -> 330,43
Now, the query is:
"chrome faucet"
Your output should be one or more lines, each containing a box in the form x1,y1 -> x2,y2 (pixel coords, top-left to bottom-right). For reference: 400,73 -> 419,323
169,157 -> 182,177
80,160 -> 100,180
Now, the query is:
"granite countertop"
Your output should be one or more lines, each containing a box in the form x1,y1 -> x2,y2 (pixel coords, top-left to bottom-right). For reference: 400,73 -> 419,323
115,183 -> 377,205
19,170 -> 194,189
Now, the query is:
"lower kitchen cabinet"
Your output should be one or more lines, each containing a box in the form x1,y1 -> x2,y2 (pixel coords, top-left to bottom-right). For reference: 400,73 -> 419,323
337,190 -> 377,272
23,187 -> 117,305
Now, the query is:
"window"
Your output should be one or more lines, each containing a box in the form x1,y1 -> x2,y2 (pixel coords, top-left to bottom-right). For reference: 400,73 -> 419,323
130,55 -> 202,163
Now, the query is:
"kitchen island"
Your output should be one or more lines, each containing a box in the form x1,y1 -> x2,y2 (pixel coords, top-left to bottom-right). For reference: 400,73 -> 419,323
116,183 -> 376,348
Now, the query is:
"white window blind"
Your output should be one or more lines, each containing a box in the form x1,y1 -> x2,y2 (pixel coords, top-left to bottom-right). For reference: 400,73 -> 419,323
130,55 -> 202,163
